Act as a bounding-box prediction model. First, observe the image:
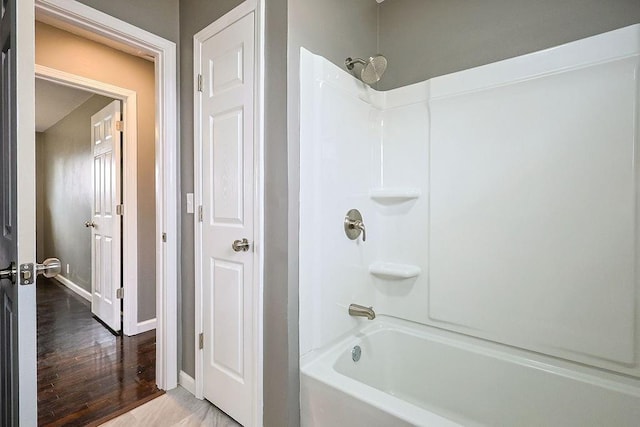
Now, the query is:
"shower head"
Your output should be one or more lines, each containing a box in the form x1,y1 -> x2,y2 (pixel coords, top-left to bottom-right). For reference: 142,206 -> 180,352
345,54 -> 388,85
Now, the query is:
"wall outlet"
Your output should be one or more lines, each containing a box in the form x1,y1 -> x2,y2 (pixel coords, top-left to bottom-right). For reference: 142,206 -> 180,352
66,264 -> 70,274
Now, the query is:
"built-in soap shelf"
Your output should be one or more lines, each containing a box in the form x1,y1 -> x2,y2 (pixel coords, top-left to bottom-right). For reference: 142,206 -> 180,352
369,262 -> 421,280
369,188 -> 420,203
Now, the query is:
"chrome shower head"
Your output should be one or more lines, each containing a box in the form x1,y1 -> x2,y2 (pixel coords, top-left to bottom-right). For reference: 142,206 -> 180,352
345,54 -> 388,85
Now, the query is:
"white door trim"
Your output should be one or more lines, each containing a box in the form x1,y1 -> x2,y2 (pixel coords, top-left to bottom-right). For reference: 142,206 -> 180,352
194,0 -> 264,425
34,0 -> 178,390
15,1 -> 37,423
35,65 -> 141,336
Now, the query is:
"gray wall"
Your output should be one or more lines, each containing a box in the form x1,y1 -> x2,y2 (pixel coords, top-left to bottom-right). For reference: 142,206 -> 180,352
73,0 -> 180,321
178,2 -> 296,426
76,0 -> 179,43
264,1 -> 293,426
36,132 -> 46,261
37,1 -> 640,426
178,0 -> 244,379
287,1 -> 640,425
37,95 -> 113,292
378,0 -> 640,90
289,0 -> 378,72
286,1 -> 378,425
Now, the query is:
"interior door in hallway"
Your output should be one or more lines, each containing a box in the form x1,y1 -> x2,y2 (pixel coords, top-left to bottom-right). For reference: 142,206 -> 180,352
0,0 -> 36,424
90,100 -> 122,333
198,11 -> 256,427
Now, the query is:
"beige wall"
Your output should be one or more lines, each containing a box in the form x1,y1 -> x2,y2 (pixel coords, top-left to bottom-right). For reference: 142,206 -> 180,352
36,22 -> 157,322
37,95 -> 113,292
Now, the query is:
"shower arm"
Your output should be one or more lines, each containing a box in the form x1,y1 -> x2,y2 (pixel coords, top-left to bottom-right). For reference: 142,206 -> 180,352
345,57 -> 366,70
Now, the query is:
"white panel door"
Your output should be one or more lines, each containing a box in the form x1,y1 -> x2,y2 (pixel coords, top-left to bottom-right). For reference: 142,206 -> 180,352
0,0 -> 36,424
198,11 -> 255,427
90,100 -> 122,332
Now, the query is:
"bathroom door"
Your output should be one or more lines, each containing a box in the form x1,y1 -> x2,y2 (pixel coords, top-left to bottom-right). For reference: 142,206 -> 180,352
195,10 -> 257,427
0,0 -> 37,424
90,100 -> 122,333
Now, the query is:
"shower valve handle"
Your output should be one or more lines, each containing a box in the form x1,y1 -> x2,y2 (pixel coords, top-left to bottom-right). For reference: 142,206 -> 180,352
349,220 -> 366,241
344,209 -> 366,242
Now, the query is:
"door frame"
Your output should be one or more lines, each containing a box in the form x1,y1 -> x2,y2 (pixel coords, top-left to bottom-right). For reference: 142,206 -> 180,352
35,65 -> 144,336
34,0 -> 178,390
13,0 -> 37,423
193,0 -> 265,424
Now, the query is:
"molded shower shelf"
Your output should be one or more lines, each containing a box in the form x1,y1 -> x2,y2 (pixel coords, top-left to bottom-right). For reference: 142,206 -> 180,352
369,262 -> 421,279
369,188 -> 421,203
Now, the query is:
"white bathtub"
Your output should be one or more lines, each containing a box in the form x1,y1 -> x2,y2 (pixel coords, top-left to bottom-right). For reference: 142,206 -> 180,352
300,317 -> 640,426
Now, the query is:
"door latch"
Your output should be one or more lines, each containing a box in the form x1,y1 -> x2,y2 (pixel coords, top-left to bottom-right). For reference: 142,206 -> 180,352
20,263 -> 34,285
0,259 -> 61,286
19,258 -> 62,286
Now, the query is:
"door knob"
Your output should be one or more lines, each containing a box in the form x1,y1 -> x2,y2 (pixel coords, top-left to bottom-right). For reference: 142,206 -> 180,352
0,262 -> 16,283
1,258 -> 62,286
232,238 -> 250,252
36,258 -> 62,278
85,221 -> 96,228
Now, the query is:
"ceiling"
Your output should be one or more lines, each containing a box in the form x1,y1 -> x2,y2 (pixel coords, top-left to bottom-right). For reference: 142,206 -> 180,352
35,79 -> 94,132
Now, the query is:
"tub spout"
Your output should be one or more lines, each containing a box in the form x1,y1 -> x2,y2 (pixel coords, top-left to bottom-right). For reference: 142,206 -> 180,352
349,304 -> 375,320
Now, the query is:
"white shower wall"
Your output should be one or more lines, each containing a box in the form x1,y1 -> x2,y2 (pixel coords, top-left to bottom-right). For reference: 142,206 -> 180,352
299,24 -> 640,377
299,50 -> 380,355
299,48 -> 431,356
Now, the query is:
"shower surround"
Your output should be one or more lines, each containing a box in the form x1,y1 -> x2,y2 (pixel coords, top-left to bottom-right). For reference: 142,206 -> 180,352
299,24 -> 640,426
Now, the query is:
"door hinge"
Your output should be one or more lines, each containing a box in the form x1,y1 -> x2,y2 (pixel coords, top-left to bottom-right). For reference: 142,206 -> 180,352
115,120 -> 124,132
199,333 -> 204,350
116,204 -> 124,216
162,232 -> 167,242
198,205 -> 203,222
197,74 -> 203,92
116,288 -> 124,299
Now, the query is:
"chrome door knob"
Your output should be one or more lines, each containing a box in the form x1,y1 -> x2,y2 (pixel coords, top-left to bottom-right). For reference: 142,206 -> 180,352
2,258 -> 62,286
232,238 -> 250,252
36,258 -> 61,278
84,221 -> 96,228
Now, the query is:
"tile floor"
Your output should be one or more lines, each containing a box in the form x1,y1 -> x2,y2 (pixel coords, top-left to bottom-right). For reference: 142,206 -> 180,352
99,386 -> 240,426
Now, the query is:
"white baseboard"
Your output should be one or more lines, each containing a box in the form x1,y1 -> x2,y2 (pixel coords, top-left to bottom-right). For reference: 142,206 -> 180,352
136,318 -> 157,334
53,274 -> 91,301
179,370 -> 196,396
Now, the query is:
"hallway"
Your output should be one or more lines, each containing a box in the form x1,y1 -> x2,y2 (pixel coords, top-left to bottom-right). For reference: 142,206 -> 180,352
36,277 -> 162,426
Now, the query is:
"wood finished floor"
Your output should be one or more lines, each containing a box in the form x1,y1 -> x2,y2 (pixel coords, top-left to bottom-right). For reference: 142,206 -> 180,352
37,277 -> 163,426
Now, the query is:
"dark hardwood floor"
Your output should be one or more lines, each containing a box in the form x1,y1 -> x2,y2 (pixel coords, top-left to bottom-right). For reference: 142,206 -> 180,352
37,277 -> 163,426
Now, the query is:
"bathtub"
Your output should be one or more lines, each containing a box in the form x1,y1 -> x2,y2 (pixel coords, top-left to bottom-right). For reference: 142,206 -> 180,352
300,317 -> 640,426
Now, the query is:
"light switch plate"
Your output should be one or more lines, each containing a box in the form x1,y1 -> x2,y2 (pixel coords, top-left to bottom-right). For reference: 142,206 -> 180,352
186,193 -> 194,213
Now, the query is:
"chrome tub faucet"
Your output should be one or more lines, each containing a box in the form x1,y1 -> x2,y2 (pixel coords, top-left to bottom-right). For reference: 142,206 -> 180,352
348,304 -> 375,320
